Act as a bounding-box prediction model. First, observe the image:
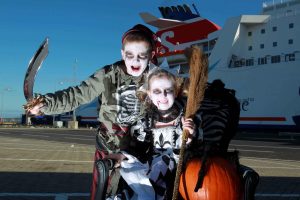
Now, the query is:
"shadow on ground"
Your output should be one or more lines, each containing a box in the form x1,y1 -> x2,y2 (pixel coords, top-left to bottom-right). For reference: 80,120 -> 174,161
255,176 -> 300,200
1,172 -> 300,200
0,172 -> 91,200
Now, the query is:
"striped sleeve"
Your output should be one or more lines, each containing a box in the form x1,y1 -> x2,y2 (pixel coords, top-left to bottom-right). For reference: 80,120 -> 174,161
200,98 -> 231,143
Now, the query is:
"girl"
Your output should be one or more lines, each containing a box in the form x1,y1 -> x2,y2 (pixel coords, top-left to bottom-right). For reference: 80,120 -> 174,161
117,68 -> 201,200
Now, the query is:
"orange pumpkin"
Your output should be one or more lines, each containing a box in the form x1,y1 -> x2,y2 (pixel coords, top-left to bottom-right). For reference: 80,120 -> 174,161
179,157 -> 243,200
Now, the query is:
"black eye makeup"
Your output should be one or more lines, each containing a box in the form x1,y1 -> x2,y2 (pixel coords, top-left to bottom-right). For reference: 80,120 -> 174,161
151,88 -> 174,95
152,89 -> 161,94
125,51 -> 149,60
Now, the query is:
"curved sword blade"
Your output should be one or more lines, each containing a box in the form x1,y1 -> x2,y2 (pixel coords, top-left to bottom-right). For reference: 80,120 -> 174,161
23,38 -> 49,101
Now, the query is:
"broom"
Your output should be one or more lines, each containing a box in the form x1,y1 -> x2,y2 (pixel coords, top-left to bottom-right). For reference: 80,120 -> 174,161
172,46 -> 208,200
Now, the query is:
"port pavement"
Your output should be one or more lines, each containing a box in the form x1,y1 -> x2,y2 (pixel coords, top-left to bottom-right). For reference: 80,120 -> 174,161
233,131 -> 300,200
0,128 -> 299,200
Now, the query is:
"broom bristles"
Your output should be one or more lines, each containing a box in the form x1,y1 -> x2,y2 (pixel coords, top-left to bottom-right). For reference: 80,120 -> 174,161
185,46 -> 208,118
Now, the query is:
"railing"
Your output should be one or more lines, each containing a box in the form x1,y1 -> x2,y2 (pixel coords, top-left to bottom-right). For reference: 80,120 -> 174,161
263,0 -> 300,9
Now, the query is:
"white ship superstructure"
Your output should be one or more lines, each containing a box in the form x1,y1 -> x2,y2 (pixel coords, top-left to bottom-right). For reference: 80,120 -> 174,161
141,0 -> 300,130
208,0 -> 300,129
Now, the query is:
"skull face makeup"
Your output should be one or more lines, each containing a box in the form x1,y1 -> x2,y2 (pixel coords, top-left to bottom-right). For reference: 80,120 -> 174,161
148,76 -> 175,111
121,41 -> 153,77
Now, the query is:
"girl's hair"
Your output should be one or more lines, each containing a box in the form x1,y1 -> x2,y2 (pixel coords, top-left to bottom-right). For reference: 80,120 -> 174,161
122,24 -> 158,65
147,68 -> 176,91
137,68 -> 186,106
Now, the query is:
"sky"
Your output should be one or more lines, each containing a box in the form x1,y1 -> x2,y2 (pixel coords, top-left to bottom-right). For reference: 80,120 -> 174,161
0,0 -> 264,118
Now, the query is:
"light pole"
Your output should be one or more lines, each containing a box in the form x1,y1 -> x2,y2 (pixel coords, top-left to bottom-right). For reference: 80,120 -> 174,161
72,58 -> 78,122
52,81 -> 64,127
0,87 -> 12,121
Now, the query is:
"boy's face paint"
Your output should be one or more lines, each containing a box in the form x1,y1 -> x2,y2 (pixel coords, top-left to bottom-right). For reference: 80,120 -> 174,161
121,41 -> 152,77
148,77 -> 175,111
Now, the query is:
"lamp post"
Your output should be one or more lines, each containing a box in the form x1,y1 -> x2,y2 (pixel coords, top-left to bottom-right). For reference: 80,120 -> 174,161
64,58 -> 79,129
52,81 -> 64,127
72,59 -> 78,122
0,87 -> 12,121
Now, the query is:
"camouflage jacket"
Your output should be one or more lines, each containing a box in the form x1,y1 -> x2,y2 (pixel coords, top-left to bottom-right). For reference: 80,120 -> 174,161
41,60 -> 146,152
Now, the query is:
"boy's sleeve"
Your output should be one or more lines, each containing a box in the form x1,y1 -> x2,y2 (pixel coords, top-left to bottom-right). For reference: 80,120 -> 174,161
41,67 -> 109,115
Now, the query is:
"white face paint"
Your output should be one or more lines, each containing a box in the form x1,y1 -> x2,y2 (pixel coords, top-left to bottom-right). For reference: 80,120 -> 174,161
121,41 -> 152,77
148,77 -> 175,111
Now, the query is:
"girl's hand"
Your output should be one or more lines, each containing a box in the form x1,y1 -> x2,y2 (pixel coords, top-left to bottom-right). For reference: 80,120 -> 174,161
181,117 -> 195,144
105,153 -> 126,168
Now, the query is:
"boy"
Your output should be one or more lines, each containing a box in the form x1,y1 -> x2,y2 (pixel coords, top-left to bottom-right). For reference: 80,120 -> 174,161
24,24 -> 158,200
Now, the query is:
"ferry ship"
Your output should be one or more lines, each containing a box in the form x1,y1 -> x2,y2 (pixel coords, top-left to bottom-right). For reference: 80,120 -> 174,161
139,0 -> 300,131
59,0 -> 299,131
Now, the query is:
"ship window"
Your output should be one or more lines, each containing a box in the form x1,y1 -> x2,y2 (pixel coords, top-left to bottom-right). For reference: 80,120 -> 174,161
246,59 -> 254,66
271,55 -> 281,63
258,57 -> 267,65
289,23 -> 294,29
261,29 -> 265,34
248,31 -> 252,36
273,42 -> 277,47
288,39 -> 293,44
260,44 -> 264,49
285,53 -> 295,61
209,40 -> 216,50
234,60 -> 242,67
248,46 -> 253,51
272,26 -> 277,32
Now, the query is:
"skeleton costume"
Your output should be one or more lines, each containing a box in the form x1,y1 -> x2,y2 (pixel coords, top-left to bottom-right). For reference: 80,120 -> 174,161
40,61 -> 144,152
38,60 -> 151,199
119,100 -> 203,200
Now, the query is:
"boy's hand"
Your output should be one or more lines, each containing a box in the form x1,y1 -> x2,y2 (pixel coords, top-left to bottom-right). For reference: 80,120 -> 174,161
106,153 -> 126,168
23,96 -> 45,115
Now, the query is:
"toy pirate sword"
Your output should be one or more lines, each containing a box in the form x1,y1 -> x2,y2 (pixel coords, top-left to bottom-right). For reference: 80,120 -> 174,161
23,38 -> 49,111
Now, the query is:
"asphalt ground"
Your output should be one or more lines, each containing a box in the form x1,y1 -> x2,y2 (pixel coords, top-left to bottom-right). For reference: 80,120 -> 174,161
0,127 -> 299,200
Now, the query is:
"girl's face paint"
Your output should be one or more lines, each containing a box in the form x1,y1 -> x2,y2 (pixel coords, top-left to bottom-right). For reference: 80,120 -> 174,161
148,77 -> 175,111
121,41 -> 152,77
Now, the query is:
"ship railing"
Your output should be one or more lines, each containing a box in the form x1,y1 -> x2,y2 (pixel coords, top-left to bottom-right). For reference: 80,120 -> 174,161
263,0 -> 300,9
263,0 -> 300,15
269,9 -> 300,19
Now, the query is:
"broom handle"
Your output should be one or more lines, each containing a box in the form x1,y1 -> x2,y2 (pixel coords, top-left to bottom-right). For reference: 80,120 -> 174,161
172,129 -> 189,200
171,46 -> 207,200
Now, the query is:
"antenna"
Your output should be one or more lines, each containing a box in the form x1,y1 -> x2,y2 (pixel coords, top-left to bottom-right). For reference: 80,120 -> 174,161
73,58 -> 78,85
192,3 -> 201,17
72,58 -> 78,121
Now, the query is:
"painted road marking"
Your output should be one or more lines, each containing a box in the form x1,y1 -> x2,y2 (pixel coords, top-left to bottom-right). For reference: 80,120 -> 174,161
256,193 -> 300,197
0,158 -> 93,163
230,143 -> 300,150
64,136 -> 94,141
0,141 -> 94,148
0,192 -> 299,199
241,156 -> 300,164
228,148 -> 273,153
0,130 -> 95,138
21,133 -> 50,138
0,193 -> 89,200
0,146 -> 94,153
